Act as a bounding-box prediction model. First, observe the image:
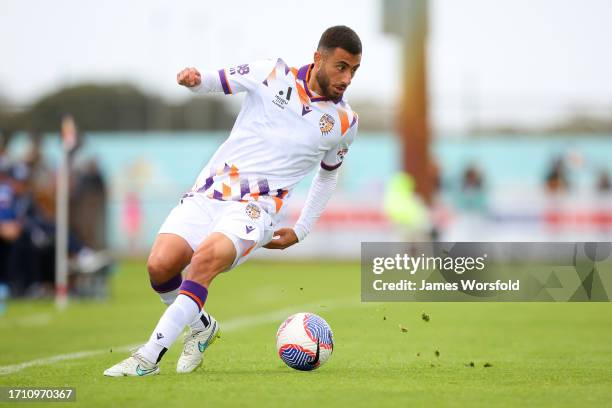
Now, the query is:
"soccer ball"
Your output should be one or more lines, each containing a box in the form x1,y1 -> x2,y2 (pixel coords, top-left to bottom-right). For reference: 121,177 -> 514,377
276,312 -> 334,371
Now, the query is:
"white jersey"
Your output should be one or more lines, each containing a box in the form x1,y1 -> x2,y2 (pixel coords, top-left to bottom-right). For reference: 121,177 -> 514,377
188,57 -> 358,223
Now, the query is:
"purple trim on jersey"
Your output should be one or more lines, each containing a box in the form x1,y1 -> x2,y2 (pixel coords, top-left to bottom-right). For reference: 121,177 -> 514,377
297,64 -> 310,81
151,274 -> 182,293
240,179 -> 250,198
218,69 -> 231,94
350,115 -> 357,128
310,96 -> 328,102
321,161 -> 342,171
257,179 -> 270,196
213,190 -> 223,200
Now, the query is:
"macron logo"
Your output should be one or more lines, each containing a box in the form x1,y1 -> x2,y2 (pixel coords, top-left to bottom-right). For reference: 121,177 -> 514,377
156,333 -> 164,340
245,226 -> 255,234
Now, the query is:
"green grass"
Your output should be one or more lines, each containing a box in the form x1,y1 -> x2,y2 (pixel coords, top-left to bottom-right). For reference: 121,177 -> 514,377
0,260 -> 611,407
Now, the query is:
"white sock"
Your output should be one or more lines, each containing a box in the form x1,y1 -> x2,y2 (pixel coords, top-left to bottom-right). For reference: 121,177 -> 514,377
159,289 -> 209,332
159,288 -> 179,306
140,294 -> 200,363
189,311 -> 210,333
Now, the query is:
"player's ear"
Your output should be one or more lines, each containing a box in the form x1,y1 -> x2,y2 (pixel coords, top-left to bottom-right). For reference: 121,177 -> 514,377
313,51 -> 323,68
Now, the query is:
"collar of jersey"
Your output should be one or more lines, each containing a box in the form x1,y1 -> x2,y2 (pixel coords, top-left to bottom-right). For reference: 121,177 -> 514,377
296,64 -> 343,104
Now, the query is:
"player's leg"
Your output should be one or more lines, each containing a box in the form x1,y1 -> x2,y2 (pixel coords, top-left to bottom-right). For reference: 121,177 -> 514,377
148,233 -> 218,336
174,232 -> 238,372
103,232 -> 233,377
174,202 -> 273,373
136,233 -> 234,370
104,197 -> 218,377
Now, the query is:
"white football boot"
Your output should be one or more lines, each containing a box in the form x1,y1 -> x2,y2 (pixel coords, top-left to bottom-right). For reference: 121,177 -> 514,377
176,315 -> 220,373
103,351 -> 159,377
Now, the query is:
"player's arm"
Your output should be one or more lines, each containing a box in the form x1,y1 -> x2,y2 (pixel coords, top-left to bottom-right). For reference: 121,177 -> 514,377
177,59 -> 276,95
265,121 -> 358,250
264,166 -> 339,250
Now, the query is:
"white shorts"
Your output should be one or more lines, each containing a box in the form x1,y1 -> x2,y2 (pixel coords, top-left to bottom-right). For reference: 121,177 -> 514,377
158,194 -> 275,269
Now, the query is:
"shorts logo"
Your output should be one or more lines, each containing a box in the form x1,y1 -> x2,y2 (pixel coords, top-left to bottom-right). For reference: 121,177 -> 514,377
245,203 -> 261,220
319,114 -> 335,135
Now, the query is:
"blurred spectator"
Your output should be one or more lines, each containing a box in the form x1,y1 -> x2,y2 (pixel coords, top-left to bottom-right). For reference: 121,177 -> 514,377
70,158 -> 107,249
456,164 -> 488,212
596,169 -> 611,193
545,157 -> 570,193
0,132 -> 112,298
1,163 -> 54,297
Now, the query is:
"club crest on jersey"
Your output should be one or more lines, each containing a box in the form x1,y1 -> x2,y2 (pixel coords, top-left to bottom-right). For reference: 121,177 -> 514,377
319,114 -> 335,135
245,203 -> 261,220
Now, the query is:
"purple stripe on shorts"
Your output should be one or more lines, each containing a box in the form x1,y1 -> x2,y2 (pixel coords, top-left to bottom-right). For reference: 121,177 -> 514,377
179,280 -> 208,309
257,179 -> 270,196
218,69 -> 231,94
320,161 -> 342,171
151,274 -> 182,293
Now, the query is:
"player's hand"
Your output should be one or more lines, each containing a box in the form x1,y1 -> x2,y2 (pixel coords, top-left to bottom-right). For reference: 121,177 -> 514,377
177,67 -> 201,87
263,228 -> 298,250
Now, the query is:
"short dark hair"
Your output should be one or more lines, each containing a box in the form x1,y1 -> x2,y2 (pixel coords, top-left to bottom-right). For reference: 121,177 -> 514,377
317,25 -> 362,55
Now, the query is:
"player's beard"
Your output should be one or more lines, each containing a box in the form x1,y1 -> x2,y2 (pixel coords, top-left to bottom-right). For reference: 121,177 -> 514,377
315,68 -> 342,101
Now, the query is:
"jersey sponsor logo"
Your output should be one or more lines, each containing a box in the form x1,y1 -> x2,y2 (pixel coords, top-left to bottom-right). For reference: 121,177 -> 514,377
273,87 -> 292,110
245,203 -> 261,219
319,113 -> 335,135
229,64 -> 250,76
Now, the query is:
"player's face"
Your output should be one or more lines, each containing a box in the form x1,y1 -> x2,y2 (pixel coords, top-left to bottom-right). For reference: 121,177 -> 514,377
315,48 -> 361,101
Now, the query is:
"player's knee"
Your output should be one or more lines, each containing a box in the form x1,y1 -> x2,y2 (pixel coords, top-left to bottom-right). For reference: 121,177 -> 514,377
146,254 -> 176,284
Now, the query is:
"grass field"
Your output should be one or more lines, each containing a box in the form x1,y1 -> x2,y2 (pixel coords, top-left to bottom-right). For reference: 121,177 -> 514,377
1,260 -> 611,407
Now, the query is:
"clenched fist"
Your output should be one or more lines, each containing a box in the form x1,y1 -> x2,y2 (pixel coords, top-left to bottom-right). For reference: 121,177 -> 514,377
177,67 -> 201,87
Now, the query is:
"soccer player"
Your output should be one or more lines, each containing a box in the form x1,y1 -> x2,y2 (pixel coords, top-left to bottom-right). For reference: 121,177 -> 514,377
104,25 -> 361,376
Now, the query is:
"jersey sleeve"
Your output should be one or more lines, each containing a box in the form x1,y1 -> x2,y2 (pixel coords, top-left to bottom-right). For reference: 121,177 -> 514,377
190,59 -> 276,95
320,115 -> 358,171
